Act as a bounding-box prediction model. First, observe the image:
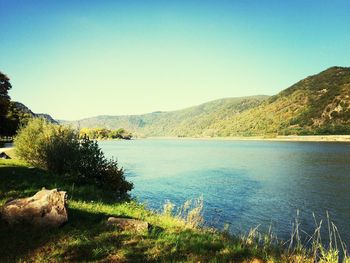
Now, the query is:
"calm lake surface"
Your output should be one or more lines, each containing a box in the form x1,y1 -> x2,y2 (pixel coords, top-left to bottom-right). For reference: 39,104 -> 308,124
99,139 -> 350,244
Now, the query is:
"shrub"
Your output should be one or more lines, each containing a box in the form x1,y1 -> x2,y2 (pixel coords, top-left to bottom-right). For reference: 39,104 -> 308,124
45,126 -> 80,174
109,128 -> 132,140
14,118 -> 133,199
14,118 -> 54,169
79,127 -> 133,140
73,136 -> 133,198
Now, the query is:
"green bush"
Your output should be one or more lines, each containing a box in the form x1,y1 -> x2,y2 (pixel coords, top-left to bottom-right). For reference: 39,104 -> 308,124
14,118 -> 133,199
14,118 -> 53,169
79,127 -> 133,140
108,128 -> 132,140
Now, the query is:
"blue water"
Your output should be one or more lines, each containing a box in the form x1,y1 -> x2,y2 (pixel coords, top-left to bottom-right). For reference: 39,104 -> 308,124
100,139 -> 350,244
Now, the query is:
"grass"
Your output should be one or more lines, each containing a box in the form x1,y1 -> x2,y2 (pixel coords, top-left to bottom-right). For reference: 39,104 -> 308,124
0,159 -> 268,262
1,148 -> 16,158
0,159 -> 348,262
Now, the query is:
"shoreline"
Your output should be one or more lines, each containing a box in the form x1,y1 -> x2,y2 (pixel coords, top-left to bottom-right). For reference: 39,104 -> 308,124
0,143 -> 14,152
0,159 -> 348,262
142,135 -> 350,142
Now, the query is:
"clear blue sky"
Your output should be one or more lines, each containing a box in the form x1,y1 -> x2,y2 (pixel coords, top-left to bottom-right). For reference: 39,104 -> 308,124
1,0 -> 349,120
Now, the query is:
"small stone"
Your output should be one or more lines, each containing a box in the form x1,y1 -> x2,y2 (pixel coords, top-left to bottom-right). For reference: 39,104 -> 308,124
107,217 -> 149,232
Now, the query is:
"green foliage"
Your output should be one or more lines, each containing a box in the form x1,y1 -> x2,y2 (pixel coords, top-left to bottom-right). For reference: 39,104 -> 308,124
79,127 -> 132,140
0,71 -> 11,116
315,124 -> 350,135
14,118 -> 133,198
45,126 -> 80,174
14,118 -> 53,169
0,71 -> 12,136
73,136 -> 133,197
2,101 -> 33,136
1,99 -> 56,137
109,128 -> 132,139
65,96 -> 269,137
3,101 -> 57,137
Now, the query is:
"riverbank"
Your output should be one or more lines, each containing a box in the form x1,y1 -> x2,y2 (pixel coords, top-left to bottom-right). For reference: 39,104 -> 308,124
0,159 -> 274,262
0,159 -> 348,262
145,135 -> 350,142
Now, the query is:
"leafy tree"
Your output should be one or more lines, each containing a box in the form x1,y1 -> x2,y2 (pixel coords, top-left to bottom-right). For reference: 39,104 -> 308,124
0,71 -> 12,136
1,102 -> 33,137
109,128 -> 132,139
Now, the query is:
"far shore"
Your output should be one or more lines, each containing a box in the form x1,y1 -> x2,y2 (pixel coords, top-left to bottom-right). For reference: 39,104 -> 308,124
143,135 -> 350,142
2,135 -> 350,153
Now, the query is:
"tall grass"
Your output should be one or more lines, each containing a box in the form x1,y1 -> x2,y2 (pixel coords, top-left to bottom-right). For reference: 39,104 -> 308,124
162,196 -> 204,228
163,198 -> 349,262
237,210 -> 349,262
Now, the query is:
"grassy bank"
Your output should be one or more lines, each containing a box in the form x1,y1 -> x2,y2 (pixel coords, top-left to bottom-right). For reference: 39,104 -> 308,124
0,159 -> 348,262
0,159 -> 272,262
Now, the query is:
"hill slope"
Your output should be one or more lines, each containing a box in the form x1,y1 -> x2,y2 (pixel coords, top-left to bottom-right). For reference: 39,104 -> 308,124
63,66 -> 350,137
212,66 -> 350,136
63,96 -> 268,137
2,102 -> 58,136
11,102 -> 58,124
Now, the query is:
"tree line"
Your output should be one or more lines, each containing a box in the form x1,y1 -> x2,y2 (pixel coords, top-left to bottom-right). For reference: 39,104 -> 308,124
79,127 -> 132,140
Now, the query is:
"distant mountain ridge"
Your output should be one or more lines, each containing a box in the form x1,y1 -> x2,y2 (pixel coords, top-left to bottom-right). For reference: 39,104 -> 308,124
62,66 -> 350,137
62,95 -> 269,137
12,102 -> 58,124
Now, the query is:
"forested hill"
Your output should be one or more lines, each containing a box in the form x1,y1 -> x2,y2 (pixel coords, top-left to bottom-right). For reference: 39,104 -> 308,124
63,66 -> 350,137
11,102 -> 58,124
62,96 -> 268,137
2,101 -> 58,136
214,66 -> 350,136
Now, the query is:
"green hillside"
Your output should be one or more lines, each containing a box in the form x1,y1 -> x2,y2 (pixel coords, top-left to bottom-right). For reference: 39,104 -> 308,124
213,66 -> 350,136
2,101 -> 58,137
63,67 -> 350,137
63,96 -> 268,137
